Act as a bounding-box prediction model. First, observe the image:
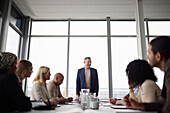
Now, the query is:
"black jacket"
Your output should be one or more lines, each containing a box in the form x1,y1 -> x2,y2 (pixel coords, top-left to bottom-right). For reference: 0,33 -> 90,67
0,73 -> 32,112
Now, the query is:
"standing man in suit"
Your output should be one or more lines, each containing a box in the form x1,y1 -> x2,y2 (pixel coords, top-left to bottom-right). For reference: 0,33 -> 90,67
76,57 -> 99,98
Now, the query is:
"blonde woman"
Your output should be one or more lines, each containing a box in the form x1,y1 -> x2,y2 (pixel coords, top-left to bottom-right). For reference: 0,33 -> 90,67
16,60 -> 33,86
31,66 -> 57,105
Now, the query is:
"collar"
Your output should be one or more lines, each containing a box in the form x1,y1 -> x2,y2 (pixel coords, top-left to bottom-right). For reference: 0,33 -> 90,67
85,67 -> 90,69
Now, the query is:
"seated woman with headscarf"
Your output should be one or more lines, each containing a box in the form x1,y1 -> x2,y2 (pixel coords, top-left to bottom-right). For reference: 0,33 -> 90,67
0,52 -> 31,112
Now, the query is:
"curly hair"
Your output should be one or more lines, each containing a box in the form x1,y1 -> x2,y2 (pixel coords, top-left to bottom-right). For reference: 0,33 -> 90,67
126,59 -> 157,85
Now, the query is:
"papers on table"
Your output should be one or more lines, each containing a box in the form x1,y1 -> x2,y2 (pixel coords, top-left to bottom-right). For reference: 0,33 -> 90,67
99,100 -> 112,107
111,105 -> 127,109
100,102 -> 112,106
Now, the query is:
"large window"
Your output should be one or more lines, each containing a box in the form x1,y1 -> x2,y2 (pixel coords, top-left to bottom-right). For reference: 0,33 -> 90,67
6,26 -> 20,55
28,21 -> 109,99
111,21 -> 137,98
68,37 -> 108,99
70,21 -> 106,35
68,21 -> 108,99
5,4 -> 23,56
111,38 -> 138,98
28,21 -> 68,97
26,20 -> 170,99
111,21 -> 136,35
31,21 -> 68,35
148,21 -> 170,36
27,37 -> 68,97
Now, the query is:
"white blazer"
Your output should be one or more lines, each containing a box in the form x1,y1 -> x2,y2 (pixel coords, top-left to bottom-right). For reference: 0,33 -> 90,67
31,81 -> 51,102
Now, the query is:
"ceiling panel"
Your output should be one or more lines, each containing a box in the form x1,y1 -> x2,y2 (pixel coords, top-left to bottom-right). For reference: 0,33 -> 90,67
13,0 -> 170,20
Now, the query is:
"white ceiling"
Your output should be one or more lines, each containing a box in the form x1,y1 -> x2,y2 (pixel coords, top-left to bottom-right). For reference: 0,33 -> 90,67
13,0 -> 170,20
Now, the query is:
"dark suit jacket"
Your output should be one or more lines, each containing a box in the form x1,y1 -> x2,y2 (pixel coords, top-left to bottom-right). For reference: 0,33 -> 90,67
0,72 -> 31,112
76,67 -> 99,96
144,58 -> 170,113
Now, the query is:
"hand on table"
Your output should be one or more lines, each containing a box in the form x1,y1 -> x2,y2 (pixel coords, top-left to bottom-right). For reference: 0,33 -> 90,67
123,96 -> 131,108
129,97 -> 145,110
123,96 -> 145,110
109,98 -> 116,104
66,97 -> 73,102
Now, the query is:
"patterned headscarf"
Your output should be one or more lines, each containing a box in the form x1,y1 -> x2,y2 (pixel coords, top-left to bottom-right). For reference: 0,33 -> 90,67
0,52 -> 17,70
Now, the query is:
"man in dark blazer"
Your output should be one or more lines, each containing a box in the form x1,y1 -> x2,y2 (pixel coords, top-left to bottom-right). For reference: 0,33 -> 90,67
76,57 -> 99,97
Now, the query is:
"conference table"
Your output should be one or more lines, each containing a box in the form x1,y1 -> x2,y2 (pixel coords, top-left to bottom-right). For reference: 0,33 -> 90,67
28,101 -> 157,113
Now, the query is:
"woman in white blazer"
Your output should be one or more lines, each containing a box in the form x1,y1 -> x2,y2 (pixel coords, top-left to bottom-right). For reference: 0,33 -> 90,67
31,66 -> 58,105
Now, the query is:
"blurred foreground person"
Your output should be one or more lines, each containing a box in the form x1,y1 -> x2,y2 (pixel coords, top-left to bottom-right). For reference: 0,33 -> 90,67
0,52 -> 31,112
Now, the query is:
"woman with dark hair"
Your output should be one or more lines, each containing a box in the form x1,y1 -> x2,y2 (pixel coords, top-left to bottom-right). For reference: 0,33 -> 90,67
125,59 -> 163,103
0,52 -> 31,112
